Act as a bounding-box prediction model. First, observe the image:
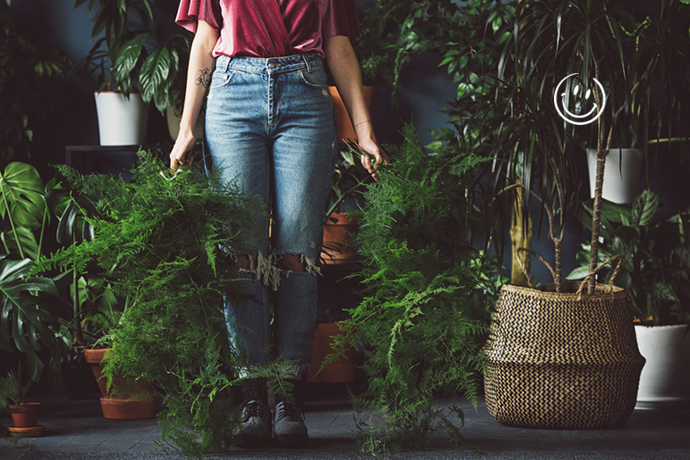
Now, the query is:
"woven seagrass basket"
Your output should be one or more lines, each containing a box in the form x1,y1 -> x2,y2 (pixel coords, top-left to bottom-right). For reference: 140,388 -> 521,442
484,264 -> 645,429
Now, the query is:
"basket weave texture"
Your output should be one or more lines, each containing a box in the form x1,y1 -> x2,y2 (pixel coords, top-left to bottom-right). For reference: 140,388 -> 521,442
484,281 -> 645,429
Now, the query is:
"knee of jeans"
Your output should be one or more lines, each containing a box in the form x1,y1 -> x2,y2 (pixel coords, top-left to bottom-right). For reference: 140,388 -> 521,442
239,252 -> 320,291
275,253 -> 320,276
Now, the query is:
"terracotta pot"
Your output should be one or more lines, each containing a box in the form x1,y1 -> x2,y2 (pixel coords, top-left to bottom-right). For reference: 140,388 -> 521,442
329,86 -> 377,143
84,348 -> 160,420
322,212 -> 358,265
9,402 -> 40,428
306,322 -> 356,383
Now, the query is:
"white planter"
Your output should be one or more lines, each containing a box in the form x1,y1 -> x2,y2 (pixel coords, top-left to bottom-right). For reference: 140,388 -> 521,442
634,324 -> 690,410
586,148 -> 642,205
94,91 -> 148,146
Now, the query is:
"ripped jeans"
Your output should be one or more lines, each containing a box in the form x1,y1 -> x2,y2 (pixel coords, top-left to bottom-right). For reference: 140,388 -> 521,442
204,54 -> 337,376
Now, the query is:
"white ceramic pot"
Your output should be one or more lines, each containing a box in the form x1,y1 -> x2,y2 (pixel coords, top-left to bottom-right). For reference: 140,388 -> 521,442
94,91 -> 148,146
586,148 -> 642,205
634,324 -> 690,410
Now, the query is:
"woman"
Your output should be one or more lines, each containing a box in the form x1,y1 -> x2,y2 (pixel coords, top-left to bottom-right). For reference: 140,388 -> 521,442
170,0 -> 388,448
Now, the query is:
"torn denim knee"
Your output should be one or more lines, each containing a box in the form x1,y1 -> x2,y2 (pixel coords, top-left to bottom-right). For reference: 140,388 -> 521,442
237,251 -> 321,291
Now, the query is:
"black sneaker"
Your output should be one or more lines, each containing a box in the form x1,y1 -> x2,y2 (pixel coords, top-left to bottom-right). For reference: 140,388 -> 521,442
233,399 -> 272,447
273,400 -> 308,448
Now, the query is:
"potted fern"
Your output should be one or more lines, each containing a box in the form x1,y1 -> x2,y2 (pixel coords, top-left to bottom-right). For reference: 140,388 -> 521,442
34,151 -> 267,455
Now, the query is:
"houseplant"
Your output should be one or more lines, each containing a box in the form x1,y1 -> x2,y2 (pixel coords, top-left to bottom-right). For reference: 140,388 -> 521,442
480,0 -> 654,427
0,367 -> 43,438
0,1 -> 71,167
0,161 -> 77,392
33,150 -> 274,455
74,0 -> 192,144
567,190 -> 690,409
326,125 -> 497,452
583,0 -> 690,204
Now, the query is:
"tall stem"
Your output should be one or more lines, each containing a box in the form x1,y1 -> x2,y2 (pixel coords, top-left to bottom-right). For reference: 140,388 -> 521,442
588,151 -> 606,293
510,181 -> 532,286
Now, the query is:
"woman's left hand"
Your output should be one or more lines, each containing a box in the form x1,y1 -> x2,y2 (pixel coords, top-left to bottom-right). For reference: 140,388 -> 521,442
357,133 -> 389,181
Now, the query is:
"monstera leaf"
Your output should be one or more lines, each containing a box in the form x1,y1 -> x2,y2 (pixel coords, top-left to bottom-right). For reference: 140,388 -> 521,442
0,255 -> 60,382
0,162 -> 46,231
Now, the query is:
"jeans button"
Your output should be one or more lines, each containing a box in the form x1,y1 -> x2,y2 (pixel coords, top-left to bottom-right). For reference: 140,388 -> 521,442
268,62 -> 277,69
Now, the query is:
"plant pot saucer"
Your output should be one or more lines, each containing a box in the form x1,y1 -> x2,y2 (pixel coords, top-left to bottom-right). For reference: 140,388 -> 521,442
8,425 -> 44,438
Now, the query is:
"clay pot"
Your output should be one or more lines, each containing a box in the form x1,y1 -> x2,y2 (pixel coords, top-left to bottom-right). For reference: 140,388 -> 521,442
329,86 -> 377,143
8,402 -> 40,428
322,212 -> 358,265
306,322 -> 356,383
84,348 -> 160,420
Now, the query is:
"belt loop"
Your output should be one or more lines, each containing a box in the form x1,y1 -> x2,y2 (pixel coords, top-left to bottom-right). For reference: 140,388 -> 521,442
220,56 -> 231,72
301,54 -> 312,73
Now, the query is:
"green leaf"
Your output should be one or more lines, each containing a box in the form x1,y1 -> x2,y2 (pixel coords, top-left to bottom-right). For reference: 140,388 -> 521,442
25,349 -> 44,383
0,256 -> 60,355
139,46 -> 172,114
632,190 -> 659,227
114,34 -> 148,87
0,162 -> 46,231
565,265 -> 590,280
653,282 -> 679,303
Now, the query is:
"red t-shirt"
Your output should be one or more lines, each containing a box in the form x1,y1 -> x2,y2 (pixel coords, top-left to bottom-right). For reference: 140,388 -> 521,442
176,0 -> 359,58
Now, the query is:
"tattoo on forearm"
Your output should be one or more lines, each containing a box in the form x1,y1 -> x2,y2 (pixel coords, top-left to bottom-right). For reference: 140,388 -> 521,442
195,68 -> 211,88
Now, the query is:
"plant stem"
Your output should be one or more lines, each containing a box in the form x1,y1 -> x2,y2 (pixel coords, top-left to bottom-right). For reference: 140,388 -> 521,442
588,151 -> 606,294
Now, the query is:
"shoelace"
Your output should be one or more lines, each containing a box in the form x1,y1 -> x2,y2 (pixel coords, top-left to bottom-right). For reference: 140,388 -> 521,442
275,401 -> 303,422
242,400 -> 267,422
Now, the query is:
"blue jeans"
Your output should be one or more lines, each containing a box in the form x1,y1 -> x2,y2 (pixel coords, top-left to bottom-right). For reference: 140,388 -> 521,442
204,54 -> 337,375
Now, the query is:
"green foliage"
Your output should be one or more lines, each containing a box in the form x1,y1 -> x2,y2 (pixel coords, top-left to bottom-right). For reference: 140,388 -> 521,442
33,151 -> 273,456
567,190 -> 690,325
74,0 -> 192,112
351,3 -> 397,86
0,367 -> 31,406
0,2 -> 70,166
330,125 -> 497,452
326,147 -> 371,219
0,161 -> 75,389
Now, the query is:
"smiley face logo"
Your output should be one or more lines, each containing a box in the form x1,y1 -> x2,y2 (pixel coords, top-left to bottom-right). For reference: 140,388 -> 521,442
554,73 -> 607,126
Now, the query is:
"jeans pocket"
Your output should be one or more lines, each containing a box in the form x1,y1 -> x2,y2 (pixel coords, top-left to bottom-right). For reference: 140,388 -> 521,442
210,70 -> 235,92
298,67 -> 328,88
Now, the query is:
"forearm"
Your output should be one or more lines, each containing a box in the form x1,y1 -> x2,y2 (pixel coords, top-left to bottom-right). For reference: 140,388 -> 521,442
179,20 -> 218,136
324,35 -> 375,142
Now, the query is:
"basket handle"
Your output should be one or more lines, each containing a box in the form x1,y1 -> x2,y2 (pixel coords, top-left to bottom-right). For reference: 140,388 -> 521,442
575,255 -> 623,298
516,247 -> 557,289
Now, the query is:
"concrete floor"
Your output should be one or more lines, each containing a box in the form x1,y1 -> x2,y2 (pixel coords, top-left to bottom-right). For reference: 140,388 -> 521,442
1,385 -> 689,460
